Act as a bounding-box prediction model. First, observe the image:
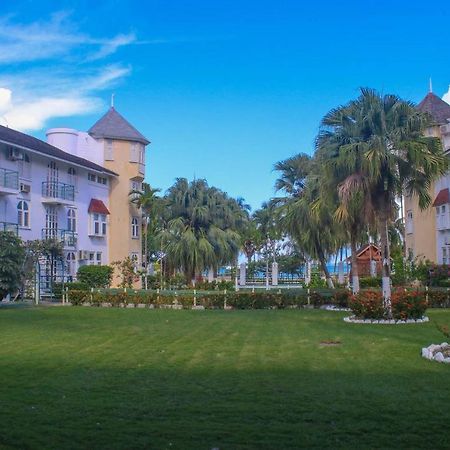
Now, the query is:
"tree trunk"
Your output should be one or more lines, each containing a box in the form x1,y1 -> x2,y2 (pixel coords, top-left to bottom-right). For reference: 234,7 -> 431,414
316,242 -> 334,288
350,238 -> 360,294
379,209 -> 392,317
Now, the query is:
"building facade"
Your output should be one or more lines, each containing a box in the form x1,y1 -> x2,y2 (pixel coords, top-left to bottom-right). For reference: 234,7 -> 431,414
0,106 -> 149,288
404,91 -> 450,264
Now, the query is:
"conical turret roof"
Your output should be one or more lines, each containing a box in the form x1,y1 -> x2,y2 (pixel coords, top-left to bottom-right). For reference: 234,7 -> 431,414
417,92 -> 450,125
88,107 -> 150,145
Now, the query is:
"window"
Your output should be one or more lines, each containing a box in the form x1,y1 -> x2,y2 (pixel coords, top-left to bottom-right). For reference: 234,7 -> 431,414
437,206 -> 440,215
18,153 -> 31,179
96,252 -> 102,265
66,252 -> 76,279
443,247 -> 447,265
68,167 -> 77,188
130,180 -> 142,192
105,139 -> 114,160
130,143 -> 138,162
17,201 -> 29,227
91,213 -> 107,236
97,176 -> 107,185
443,205 -> 447,214
406,210 -> 413,234
139,145 -> 145,164
89,252 -> 95,265
88,173 -> 96,182
67,208 -> 76,232
131,217 -> 139,238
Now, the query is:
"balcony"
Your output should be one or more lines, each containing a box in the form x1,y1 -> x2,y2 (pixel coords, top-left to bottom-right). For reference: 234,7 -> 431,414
0,168 -> 19,195
42,181 -> 75,205
0,221 -> 18,234
42,228 -> 78,247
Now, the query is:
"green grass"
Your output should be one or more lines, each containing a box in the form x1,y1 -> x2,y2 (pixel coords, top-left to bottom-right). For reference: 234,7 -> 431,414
0,307 -> 449,449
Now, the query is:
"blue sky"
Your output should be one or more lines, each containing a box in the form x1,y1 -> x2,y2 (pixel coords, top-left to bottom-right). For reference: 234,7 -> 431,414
1,1 -> 450,210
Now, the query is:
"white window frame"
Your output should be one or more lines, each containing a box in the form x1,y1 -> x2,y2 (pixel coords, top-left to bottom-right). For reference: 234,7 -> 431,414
131,217 -> 139,238
90,213 -> 107,237
67,208 -> 76,232
17,200 -> 30,228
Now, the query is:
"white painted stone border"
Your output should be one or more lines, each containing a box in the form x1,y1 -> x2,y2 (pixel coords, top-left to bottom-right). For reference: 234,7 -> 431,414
343,316 -> 429,324
422,343 -> 450,363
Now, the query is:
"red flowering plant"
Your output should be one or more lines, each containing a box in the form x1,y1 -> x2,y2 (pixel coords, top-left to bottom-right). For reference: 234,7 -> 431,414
391,289 -> 427,320
349,290 -> 384,319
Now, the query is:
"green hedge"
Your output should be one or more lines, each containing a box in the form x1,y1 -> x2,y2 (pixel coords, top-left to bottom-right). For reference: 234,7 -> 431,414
76,265 -> 113,288
66,289 -> 351,309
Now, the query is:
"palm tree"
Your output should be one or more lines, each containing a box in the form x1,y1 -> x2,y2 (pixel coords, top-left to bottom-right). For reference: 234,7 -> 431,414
318,88 -> 448,310
129,183 -> 162,269
274,154 -> 340,288
156,178 -> 248,284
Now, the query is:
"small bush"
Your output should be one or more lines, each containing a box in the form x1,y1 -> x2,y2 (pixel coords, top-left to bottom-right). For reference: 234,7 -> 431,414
333,289 -> 351,308
77,265 -> 113,288
68,290 -> 89,306
427,289 -> 450,308
359,277 -> 381,288
349,290 -> 384,319
391,290 -> 427,320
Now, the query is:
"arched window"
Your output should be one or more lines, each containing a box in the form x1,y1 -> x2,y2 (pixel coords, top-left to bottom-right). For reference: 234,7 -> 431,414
131,217 -> 139,238
17,201 -> 29,227
67,208 -> 76,232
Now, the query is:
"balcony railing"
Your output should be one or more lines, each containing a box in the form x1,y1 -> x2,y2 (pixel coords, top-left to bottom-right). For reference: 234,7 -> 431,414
0,168 -> 19,191
0,221 -> 19,234
42,228 -> 78,247
42,181 -> 75,202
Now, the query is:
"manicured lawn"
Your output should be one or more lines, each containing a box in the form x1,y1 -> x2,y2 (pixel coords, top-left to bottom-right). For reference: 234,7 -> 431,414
0,307 -> 449,449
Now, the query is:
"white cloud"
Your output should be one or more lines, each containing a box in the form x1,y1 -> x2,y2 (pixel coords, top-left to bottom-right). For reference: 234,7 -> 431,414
0,12 -> 136,131
443,86 -> 450,105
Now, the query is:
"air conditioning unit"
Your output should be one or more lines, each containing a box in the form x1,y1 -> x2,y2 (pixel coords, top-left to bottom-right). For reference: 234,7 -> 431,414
8,147 -> 24,161
445,237 -> 450,246
19,183 -> 30,193
78,250 -> 90,260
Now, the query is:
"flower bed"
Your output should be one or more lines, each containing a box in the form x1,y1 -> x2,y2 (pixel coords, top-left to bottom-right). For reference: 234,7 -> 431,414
346,289 -> 428,323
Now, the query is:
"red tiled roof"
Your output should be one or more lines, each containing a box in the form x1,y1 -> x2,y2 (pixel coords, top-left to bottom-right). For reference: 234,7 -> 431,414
417,92 -> 450,125
88,199 -> 110,215
433,188 -> 450,207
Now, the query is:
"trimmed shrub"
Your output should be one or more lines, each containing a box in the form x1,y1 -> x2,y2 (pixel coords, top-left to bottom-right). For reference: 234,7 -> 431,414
359,277 -> 381,288
68,290 -> 89,306
53,282 -> 88,298
427,289 -> 450,308
349,290 -> 384,319
333,289 -> 351,308
77,265 -> 113,288
391,290 -> 427,320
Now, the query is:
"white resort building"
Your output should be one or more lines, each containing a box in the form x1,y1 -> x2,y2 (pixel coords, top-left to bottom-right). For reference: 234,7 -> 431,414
0,107 -> 150,289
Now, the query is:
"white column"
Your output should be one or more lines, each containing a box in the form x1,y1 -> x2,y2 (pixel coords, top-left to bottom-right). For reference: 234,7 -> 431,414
239,262 -> 246,286
305,261 -> 311,286
337,261 -> 345,284
271,262 -> 278,286
370,260 -> 377,277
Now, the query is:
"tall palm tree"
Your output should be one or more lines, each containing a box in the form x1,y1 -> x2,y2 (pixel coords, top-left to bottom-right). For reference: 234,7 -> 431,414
318,88 -> 448,310
129,183 -> 162,268
274,154 -> 340,288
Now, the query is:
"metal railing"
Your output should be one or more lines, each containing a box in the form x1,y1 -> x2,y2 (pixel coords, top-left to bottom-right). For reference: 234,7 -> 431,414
0,221 -> 19,234
0,168 -> 19,190
41,228 -> 77,247
42,181 -> 75,201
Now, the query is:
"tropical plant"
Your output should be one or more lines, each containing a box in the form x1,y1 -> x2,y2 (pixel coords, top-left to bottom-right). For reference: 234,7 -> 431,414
317,88 -> 448,313
0,231 -> 25,299
156,178 -> 249,284
274,154 -> 340,288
